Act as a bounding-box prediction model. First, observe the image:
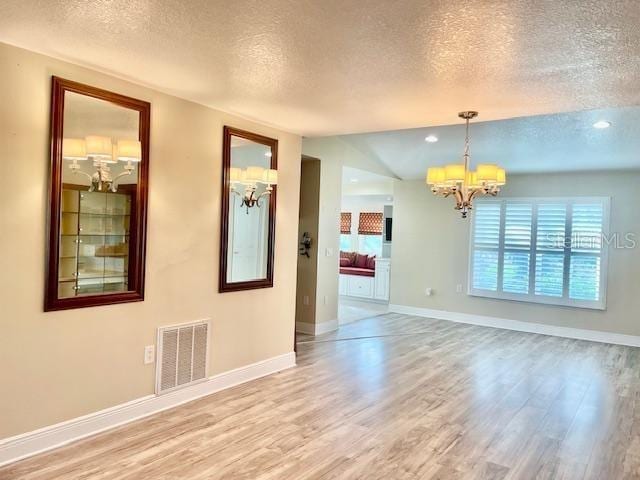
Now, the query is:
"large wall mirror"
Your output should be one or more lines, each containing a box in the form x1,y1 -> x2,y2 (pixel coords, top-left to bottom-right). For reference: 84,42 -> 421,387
45,77 -> 150,311
219,126 -> 278,292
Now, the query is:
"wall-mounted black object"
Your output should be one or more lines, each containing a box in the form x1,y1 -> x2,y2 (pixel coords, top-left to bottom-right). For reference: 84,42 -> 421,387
385,217 -> 393,242
300,232 -> 312,258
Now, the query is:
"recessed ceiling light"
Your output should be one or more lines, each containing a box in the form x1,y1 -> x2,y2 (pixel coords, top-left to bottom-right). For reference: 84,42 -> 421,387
350,178 -> 358,183
425,135 -> 438,143
593,120 -> 611,129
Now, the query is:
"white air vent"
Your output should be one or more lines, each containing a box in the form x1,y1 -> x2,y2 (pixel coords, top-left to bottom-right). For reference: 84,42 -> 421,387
156,320 -> 210,395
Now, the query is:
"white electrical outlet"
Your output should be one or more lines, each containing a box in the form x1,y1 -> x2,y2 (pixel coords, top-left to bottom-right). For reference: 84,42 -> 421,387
425,288 -> 433,296
456,284 -> 463,293
323,295 -> 328,305
325,248 -> 333,257
144,345 -> 155,365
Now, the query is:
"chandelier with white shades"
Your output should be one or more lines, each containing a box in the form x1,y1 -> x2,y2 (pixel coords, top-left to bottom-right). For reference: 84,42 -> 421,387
63,136 -> 141,193
426,111 -> 506,218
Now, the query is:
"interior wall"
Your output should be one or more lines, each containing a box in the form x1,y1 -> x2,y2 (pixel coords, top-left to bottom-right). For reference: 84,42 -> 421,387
0,42 -> 302,439
390,171 -> 640,336
295,158 -> 321,326
342,180 -> 393,196
313,157 -> 342,326
300,138 -> 399,328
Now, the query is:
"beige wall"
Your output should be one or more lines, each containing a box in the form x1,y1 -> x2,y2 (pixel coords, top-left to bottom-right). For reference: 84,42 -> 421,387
313,156 -> 342,326
301,137 -> 398,328
295,158 -> 320,326
0,42 -> 301,439
391,171 -> 640,336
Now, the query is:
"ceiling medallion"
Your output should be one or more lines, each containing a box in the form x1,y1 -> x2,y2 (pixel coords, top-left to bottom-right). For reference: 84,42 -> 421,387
426,111 -> 506,218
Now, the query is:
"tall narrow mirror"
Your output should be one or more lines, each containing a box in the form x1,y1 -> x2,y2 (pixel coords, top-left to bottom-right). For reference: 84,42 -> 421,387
46,77 -> 150,311
220,126 -> 277,292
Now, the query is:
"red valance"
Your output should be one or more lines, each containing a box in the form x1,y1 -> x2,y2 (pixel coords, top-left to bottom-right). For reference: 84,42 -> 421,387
340,212 -> 352,234
358,212 -> 383,235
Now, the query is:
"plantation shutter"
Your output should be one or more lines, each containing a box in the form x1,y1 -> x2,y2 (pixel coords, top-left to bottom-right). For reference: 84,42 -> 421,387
534,203 -> 566,297
469,197 -> 608,310
502,203 -> 533,294
471,202 -> 501,292
569,203 -> 604,301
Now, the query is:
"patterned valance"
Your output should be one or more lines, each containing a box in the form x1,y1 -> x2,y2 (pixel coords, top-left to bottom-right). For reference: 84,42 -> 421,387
340,212 -> 352,234
358,212 -> 383,235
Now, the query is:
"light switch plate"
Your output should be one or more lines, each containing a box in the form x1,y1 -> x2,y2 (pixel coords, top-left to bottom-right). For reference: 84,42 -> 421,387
144,345 -> 155,365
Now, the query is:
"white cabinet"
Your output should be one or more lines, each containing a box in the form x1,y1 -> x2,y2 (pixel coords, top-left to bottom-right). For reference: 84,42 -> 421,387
374,258 -> 390,301
339,259 -> 390,302
347,275 -> 374,298
339,275 -> 348,295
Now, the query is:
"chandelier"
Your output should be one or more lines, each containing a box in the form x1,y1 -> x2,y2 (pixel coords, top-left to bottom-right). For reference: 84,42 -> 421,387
426,111 -> 505,218
63,136 -> 141,193
229,166 -> 278,213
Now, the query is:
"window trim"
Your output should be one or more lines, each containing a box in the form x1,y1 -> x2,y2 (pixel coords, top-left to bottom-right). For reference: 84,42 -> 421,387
467,196 -> 610,310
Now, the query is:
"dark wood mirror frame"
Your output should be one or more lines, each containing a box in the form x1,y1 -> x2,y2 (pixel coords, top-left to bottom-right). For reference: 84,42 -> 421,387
219,126 -> 278,293
45,77 -> 150,311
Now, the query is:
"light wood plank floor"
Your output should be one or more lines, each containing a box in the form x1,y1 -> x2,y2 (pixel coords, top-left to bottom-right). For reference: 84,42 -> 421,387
3,313 -> 640,479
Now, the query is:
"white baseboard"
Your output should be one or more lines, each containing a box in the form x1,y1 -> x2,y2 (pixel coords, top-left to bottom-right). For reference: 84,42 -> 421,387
295,322 -> 315,335
389,304 -> 640,347
295,319 -> 338,336
315,319 -> 338,335
0,352 -> 296,467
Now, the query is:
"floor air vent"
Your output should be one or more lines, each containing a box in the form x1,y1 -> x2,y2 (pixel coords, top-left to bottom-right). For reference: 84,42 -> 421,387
156,320 -> 210,394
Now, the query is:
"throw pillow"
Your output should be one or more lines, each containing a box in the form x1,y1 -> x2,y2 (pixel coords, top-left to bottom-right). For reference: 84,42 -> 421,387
355,253 -> 368,268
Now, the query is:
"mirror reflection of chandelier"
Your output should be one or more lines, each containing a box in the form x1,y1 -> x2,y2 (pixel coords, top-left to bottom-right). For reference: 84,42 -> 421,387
62,136 -> 141,192
229,166 -> 278,213
426,111 -> 506,218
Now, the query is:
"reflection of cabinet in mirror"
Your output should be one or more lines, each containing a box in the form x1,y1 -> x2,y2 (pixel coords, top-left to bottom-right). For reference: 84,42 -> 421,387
58,184 -> 135,298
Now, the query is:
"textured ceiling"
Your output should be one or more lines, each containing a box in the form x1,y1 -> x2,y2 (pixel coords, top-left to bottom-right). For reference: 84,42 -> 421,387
338,106 -> 640,178
1,0 -> 639,136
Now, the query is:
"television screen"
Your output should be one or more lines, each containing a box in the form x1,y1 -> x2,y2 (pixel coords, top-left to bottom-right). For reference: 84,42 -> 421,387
385,217 -> 392,242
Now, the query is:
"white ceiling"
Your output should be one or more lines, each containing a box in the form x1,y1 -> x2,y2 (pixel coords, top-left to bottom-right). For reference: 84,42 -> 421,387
1,1 -> 639,136
337,107 -> 640,178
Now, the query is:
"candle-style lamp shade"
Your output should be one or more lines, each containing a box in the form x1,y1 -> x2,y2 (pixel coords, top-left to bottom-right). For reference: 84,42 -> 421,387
261,169 -> 278,185
426,167 -> 446,186
476,164 -> 499,183
445,164 -> 466,184
496,168 -> 506,186
229,167 -> 243,183
116,140 -> 142,162
245,166 -> 265,183
62,138 -> 87,161
85,135 -> 115,163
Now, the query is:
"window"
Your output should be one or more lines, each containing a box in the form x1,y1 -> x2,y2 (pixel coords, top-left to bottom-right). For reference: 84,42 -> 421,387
358,212 -> 383,256
469,197 -> 609,310
340,234 -> 352,251
358,235 -> 382,256
340,212 -> 353,251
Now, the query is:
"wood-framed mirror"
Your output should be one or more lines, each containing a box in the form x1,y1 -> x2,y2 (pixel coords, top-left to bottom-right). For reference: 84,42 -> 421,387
45,77 -> 150,311
219,126 -> 278,292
